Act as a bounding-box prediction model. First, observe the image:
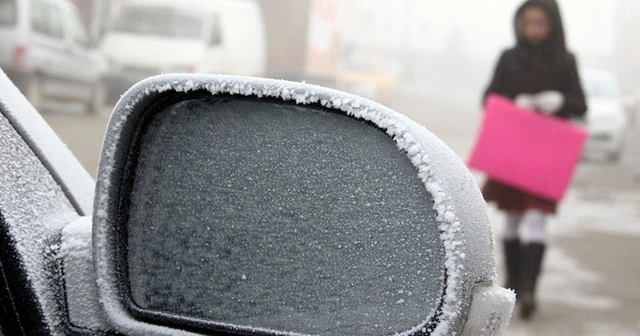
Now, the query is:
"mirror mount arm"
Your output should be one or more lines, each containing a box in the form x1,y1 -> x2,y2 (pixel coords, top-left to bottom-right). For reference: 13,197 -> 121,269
61,216 -> 112,332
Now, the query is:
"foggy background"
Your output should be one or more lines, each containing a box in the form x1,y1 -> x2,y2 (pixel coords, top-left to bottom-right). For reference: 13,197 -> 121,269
71,0 -> 640,106
2,0 -> 639,335
336,0 -> 639,106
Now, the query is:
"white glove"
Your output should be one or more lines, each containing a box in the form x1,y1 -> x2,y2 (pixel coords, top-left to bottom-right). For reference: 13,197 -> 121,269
534,91 -> 565,115
514,94 -> 536,110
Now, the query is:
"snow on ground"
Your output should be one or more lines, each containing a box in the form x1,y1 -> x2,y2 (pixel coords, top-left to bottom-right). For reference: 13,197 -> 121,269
550,192 -> 640,237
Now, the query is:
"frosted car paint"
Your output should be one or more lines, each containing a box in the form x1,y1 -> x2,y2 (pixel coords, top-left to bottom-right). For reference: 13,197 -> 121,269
0,68 -> 93,335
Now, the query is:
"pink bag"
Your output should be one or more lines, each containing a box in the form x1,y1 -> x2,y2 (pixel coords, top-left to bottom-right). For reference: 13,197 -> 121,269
468,94 -> 588,202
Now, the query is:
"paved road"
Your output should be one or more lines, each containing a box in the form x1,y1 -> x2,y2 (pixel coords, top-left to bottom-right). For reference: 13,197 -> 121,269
41,89 -> 640,336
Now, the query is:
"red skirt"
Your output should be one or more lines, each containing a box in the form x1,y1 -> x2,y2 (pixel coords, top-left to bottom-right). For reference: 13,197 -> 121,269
482,179 -> 558,214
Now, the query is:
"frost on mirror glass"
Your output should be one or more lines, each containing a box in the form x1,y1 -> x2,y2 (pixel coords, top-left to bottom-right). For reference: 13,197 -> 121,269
127,98 -> 446,335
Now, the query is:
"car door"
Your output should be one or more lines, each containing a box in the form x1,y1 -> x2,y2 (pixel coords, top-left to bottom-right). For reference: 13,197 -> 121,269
28,0 -> 73,100
61,0 -> 97,101
0,67 -> 93,335
0,0 -> 19,68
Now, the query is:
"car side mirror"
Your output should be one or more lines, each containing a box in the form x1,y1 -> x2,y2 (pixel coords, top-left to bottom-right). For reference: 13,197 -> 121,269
64,75 -> 514,335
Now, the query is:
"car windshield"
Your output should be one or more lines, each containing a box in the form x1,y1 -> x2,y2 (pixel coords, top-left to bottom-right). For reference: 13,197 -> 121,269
0,0 -> 16,26
582,73 -> 621,99
112,5 -> 204,39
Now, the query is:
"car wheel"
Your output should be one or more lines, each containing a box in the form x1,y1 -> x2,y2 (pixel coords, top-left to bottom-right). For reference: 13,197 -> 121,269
86,81 -> 106,115
26,73 -> 44,112
607,150 -> 621,163
607,143 -> 625,163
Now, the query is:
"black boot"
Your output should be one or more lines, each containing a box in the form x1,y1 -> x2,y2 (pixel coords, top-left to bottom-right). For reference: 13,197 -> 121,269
520,242 -> 546,320
503,238 -> 521,294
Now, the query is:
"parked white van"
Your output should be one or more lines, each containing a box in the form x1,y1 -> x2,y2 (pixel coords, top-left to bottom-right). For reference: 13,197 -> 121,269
0,0 -> 107,113
101,0 -> 267,103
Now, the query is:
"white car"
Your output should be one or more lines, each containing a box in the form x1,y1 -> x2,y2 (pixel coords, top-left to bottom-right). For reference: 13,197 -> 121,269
0,0 -> 107,113
101,0 -> 266,104
581,70 -> 629,162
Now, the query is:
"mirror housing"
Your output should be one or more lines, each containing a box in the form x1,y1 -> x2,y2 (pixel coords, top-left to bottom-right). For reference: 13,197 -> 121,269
92,75 -> 514,335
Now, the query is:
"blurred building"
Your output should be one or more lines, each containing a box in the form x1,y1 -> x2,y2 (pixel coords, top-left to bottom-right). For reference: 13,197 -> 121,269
255,0 -> 341,86
255,0 -> 311,80
339,0 -> 428,53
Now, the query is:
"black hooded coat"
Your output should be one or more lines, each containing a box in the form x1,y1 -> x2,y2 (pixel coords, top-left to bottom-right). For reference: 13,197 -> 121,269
483,0 -> 588,119
482,0 -> 588,214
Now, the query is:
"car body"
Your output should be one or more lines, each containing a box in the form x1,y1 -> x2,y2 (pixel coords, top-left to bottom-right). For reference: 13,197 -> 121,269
101,0 -> 266,104
622,90 -> 639,125
581,69 -> 629,162
0,0 -> 107,113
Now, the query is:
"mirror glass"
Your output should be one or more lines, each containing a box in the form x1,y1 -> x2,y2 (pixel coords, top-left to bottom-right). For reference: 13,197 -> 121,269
126,97 -> 446,335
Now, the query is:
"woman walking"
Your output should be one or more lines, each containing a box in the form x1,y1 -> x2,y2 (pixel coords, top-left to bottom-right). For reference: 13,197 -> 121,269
482,0 -> 588,320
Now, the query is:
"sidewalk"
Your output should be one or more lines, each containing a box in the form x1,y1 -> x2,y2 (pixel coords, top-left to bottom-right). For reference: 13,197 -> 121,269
492,187 -> 640,336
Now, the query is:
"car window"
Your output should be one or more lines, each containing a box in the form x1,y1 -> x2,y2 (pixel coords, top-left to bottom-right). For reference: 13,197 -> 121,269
67,5 -> 89,47
30,0 -> 65,39
113,5 -> 205,39
47,3 -> 65,38
583,74 -> 621,100
0,0 -> 17,26
30,0 -> 48,34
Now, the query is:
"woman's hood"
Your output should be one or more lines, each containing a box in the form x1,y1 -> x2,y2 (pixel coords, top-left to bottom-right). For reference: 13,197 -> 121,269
514,0 -> 567,56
